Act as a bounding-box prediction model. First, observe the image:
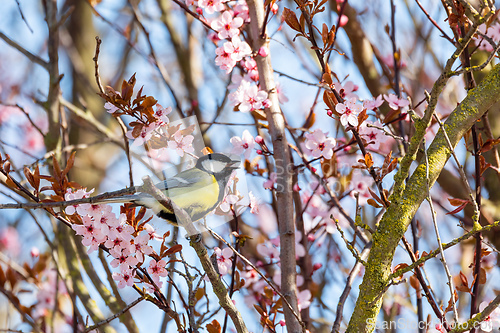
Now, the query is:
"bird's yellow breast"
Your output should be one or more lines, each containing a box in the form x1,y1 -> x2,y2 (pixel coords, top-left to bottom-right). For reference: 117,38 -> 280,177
166,175 -> 221,221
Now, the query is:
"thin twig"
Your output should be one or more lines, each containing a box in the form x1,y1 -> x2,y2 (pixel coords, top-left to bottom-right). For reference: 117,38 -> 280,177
423,138 -> 459,322
83,297 -> 145,333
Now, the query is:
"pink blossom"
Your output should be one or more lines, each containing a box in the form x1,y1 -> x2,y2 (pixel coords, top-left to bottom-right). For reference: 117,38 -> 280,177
349,174 -> 372,206
334,81 -> 358,100
64,188 -> 95,215
0,106 -> 21,124
211,11 -> 243,39
304,129 -> 336,159
233,0 -> 249,22
198,0 -> 225,14
72,215 -> 105,241
168,131 -> 195,157
214,247 -> 234,275
107,213 -> 134,241
239,85 -> 269,112
339,14 -> 348,27
31,247 -> 40,258
0,227 -> 20,257
104,102 -> 118,114
275,82 -> 289,104
479,301 -> 500,332
126,123 -> 157,146
358,120 -> 389,151
383,93 -> 410,110
229,77 -> 250,105
297,289 -> 312,311
295,231 -> 305,258
144,223 -> 163,241
113,268 -> 135,288
363,95 -> 384,110
256,241 -> 279,261
218,193 -> 240,213
240,267 -> 259,285
110,246 -> 139,269
133,232 -> 154,262
242,57 -> 259,81
154,104 -> 172,124
258,46 -> 269,57
148,259 -> 168,284
271,2 -> 278,14
263,172 -> 277,189
476,24 -> 495,52
215,37 -> 251,74
230,129 -> 255,158
335,98 -> 362,127
248,191 -> 259,214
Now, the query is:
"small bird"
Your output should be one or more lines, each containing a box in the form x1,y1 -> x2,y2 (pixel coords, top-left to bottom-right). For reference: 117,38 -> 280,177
104,153 -> 240,226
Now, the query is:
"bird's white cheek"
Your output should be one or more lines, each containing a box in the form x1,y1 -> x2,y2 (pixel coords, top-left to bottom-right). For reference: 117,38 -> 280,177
202,160 -> 226,173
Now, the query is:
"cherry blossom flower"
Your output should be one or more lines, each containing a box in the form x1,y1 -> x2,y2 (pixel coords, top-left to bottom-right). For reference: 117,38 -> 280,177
248,191 -> 259,214
349,173 -> 373,206
107,213 -> 134,242
64,188 -> 95,215
358,120 -> 389,151
168,131 -> 195,157
275,82 -> 289,104
383,93 -> 410,110
113,268 -> 135,288
488,22 -> 500,42
110,246 -> 139,269
214,247 -> 234,275
242,57 -> 259,81
144,223 -> 163,241
133,232 -> 154,262
233,0 -> 249,22
363,95 -> 384,110
198,0 -> 225,14
256,241 -> 279,261
211,11 -> 243,39
154,104 -> 171,124
126,123 -> 157,146
334,81 -> 358,100
104,102 -> 119,114
335,97 -> 362,127
240,267 -> 259,285
230,129 -> 255,158
239,85 -> 269,112
215,37 -> 251,74
479,301 -> 500,332
263,172 -> 277,189
0,227 -> 20,257
297,289 -> 312,311
72,215 -> 104,242
304,129 -> 336,159
148,259 -> 168,284
218,193 -> 240,213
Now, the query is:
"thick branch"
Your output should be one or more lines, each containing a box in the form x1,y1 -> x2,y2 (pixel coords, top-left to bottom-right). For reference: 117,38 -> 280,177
246,0 -> 301,332
346,64 -> 500,332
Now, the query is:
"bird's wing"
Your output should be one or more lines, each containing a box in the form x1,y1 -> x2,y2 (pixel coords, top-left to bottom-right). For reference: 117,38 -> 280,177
154,168 -> 209,191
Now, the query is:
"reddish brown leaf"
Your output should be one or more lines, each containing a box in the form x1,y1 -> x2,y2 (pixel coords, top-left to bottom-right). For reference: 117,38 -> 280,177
164,244 -> 183,256
206,319 -> 221,333
364,152 -> 373,168
62,151 -> 76,180
367,198 -> 382,208
409,274 -> 420,290
393,263 -> 409,275
282,8 -> 302,33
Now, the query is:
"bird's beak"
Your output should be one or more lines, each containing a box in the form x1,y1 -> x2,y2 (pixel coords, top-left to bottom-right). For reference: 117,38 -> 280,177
227,155 -> 241,169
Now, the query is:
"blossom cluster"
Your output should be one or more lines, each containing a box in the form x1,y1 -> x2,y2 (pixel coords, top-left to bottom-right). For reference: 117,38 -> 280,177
186,0 -> 272,113
66,188 -> 166,290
